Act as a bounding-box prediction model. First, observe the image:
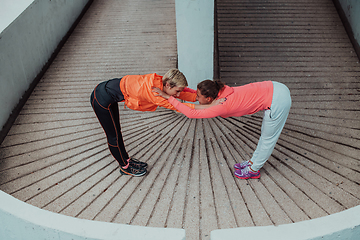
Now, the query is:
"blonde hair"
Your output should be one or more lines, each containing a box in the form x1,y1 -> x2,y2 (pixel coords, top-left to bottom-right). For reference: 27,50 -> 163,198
162,69 -> 188,88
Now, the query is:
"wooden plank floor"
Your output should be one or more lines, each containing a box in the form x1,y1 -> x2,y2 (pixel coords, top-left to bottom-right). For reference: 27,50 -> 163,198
1,0 -> 360,240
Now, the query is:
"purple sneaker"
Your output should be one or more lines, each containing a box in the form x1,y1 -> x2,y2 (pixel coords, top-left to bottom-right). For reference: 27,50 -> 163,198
234,160 -> 251,170
234,166 -> 260,179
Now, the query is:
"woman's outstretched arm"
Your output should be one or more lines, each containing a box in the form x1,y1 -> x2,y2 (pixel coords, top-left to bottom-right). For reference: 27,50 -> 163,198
152,87 -> 224,109
152,87 -> 226,118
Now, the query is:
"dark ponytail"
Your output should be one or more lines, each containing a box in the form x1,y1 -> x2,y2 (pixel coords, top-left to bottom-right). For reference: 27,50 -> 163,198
197,79 -> 225,100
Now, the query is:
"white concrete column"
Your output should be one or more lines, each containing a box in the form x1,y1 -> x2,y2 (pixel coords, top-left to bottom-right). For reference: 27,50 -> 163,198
175,0 -> 214,90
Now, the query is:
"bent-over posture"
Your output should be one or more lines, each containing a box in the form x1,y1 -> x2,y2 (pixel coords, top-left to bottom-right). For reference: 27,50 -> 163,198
153,80 -> 291,179
91,69 -> 197,177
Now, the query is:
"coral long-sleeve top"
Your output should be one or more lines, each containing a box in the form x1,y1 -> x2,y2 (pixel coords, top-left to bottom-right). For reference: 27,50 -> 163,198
120,73 -> 196,111
168,81 -> 274,118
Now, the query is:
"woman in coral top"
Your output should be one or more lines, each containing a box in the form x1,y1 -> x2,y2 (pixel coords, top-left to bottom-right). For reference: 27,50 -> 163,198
90,69 -> 198,177
153,80 -> 291,179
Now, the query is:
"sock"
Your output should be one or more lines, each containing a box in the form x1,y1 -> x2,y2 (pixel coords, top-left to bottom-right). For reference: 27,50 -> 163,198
249,166 -> 257,173
122,159 -> 130,169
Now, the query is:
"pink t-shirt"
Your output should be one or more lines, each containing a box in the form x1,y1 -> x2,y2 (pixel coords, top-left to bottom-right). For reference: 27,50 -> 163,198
168,81 -> 274,119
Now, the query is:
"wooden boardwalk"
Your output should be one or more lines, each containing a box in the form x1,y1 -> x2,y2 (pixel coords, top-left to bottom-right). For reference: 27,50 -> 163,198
0,0 -> 359,240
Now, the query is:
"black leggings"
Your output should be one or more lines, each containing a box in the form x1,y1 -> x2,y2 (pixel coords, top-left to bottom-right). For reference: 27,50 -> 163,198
90,80 -> 129,166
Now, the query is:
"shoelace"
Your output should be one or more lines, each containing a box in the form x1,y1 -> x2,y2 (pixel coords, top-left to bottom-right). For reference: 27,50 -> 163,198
241,167 -> 250,175
130,161 -> 142,168
129,158 -> 147,168
240,161 -> 249,168
129,166 -> 142,173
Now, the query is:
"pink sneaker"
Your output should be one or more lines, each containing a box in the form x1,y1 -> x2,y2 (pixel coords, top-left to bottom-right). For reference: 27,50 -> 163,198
234,166 -> 260,179
234,160 -> 251,170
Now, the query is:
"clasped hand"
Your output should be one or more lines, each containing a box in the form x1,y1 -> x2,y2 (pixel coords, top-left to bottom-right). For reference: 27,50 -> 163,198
152,87 -> 170,99
152,86 -> 226,107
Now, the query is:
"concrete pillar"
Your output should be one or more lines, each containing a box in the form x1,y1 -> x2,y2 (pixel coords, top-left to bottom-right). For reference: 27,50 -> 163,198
175,0 -> 214,90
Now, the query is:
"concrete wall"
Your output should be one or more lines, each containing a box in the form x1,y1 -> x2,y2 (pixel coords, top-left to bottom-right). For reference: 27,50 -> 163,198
0,0 -> 34,32
211,205 -> 360,240
2,184 -> 357,240
0,190 -> 185,240
175,0 -> 214,90
0,0 -> 89,132
336,0 -> 360,46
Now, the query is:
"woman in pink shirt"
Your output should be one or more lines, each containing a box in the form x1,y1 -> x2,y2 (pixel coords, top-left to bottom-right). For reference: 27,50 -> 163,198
153,80 -> 291,179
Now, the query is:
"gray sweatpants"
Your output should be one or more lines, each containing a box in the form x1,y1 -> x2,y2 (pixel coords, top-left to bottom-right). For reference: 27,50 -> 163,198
250,81 -> 292,171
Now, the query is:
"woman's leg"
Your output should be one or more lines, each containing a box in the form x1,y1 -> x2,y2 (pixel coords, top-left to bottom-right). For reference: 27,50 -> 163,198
90,81 -> 147,177
250,82 -> 292,172
108,102 -> 130,164
90,84 -> 129,167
